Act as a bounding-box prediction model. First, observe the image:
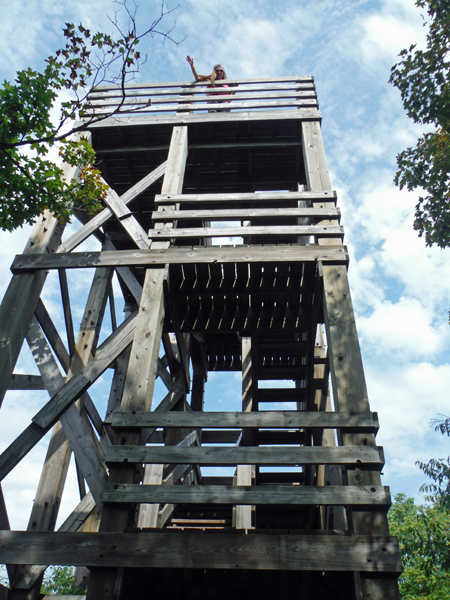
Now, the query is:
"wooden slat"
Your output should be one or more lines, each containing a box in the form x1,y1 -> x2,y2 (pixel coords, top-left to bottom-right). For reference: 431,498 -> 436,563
88,82 -> 315,100
105,445 -> 384,466
102,484 -> 391,507
8,374 -> 45,390
85,108 -> 322,129
12,245 -> 348,272
155,191 -> 337,204
147,225 -> 343,240
0,531 -> 402,573
87,90 -> 317,108
84,98 -> 319,118
152,208 -> 340,221
89,76 -> 315,91
110,411 -> 379,431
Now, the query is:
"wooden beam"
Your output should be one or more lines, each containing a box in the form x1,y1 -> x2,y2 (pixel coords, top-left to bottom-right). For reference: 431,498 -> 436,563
0,531 -> 402,573
86,126 -> 189,600
85,108 -> 322,129
0,315 -> 137,482
147,225 -> 343,240
12,245 -> 349,271
56,162 -> 167,254
105,445 -> 384,467
102,484 -> 391,507
0,211 -> 64,407
102,189 -> 150,250
151,207 -> 340,221
155,191 -> 337,204
26,317 -> 107,507
111,410 -> 379,432
8,374 -> 45,390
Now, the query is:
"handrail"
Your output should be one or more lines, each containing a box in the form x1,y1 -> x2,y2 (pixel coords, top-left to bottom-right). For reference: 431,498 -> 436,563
83,76 -> 317,119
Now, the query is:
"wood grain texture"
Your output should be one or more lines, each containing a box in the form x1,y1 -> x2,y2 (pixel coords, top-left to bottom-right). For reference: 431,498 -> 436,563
102,484 -> 391,507
110,410 -> 379,431
12,245 -> 348,271
105,445 -> 384,466
0,531 -> 402,573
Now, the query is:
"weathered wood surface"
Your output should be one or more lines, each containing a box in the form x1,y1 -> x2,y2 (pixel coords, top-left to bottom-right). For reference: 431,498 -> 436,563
0,315 -> 137,482
0,531 -> 402,573
102,484 -> 391,507
91,89 -> 316,103
12,245 -> 348,272
105,445 -> 384,466
89,82 -> 315,101
102,190 -> 150,250
0,210 -> 64,407
110,410 -> 379,431
85,108 -> 322,129
56,162 -> 166,253
152,207 -> 340,221
8,374 -> 45,390
155,191 -> 337,204
89,76 -> 315,92
85,99 -> 319,119
148,225 -> 343,240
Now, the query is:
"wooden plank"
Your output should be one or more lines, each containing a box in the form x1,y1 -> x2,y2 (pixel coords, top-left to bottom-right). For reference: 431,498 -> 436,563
32,314 -> 137,429
89,76 -> 315,91
85,108 -> 322,129
8,374 -> 45,390
102,484 -> 391,507
0,531 -> 402,573
56,162 -> 167,253
86,126 -> 189,600
88,81 -> 315,99
59,269 -> 76,357
147,225 -> 343,240
110,409 -> 378,430
84,98 -> 319,118
12,245 -> 348,272
102,190 -> 150,250
0,315 -> 137,482
0,210 -> 64,407
88,90 -> 317,108
26,317 -> 107,507
35,298 -> 71,372
12,493 -> 96,590
105,445 -> 384,466
152,207 -> 340,221
156,191 -> 337,204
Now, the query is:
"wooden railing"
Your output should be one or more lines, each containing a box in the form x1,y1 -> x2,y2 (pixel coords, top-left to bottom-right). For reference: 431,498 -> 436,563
83,76 -> 317,119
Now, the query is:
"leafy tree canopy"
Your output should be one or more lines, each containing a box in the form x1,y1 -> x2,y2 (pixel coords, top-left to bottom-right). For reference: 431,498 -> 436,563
388,493 -> 450,599
417,416 -> 450,508
389,0 -> 450,248
0,0 -> 178,232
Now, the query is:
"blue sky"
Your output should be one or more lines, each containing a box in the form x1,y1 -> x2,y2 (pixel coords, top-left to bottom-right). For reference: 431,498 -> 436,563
1,0 -> 450,530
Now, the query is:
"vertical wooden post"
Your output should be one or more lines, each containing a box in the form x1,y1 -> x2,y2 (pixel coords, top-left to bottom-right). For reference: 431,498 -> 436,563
235,336 -> 254,530
302,121 -> 399,599
86,126 -> 188,600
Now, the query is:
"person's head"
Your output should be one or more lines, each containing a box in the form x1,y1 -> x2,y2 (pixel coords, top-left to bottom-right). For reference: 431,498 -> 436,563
210,64 -> 227,85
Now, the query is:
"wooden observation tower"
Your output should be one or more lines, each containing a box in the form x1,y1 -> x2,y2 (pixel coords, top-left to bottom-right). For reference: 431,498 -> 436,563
0,76 -> 401,599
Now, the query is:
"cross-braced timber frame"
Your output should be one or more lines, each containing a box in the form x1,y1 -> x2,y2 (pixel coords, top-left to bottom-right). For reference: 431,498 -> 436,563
0,77 -> 401,600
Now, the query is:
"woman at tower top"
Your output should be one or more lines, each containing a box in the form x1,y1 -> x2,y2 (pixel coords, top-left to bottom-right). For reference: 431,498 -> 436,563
186,56 -> 228,85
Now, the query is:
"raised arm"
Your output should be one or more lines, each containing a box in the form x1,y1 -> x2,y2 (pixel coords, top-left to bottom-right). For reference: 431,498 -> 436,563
186,56 -> 210,82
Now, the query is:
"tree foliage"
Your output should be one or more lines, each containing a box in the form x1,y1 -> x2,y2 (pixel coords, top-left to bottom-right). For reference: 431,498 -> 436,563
40,566 -> 84,595
417,416 -> 450,508
0,0 -> 178,231
388,493 -> 450,599
389,0 -> 450,248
